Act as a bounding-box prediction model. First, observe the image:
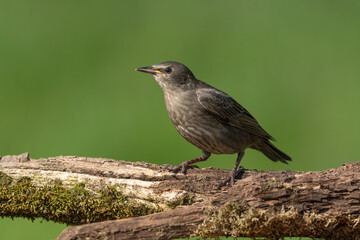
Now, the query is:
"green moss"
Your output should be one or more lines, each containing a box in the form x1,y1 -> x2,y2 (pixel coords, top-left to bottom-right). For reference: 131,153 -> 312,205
196,202 -> 360,240
261,179 -> 285,191
0,172 -> 12,187
0,178 -> 162,225
196,202 -> 246,239
168,193 -> 195,209
178,193 -> 195,206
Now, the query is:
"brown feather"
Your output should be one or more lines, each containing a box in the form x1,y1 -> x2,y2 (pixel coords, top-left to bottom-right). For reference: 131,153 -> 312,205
196,87 -> 274,140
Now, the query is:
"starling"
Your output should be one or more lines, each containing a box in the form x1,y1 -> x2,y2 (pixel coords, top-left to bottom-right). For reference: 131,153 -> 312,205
136,61 -> 291,187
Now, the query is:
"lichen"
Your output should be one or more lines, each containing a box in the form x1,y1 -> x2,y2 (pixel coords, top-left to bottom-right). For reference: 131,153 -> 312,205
0,177 -> 163,225
196,202 -> 360,240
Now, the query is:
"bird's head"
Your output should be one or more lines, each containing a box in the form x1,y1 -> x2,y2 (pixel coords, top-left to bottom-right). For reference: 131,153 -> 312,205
136,61 -> 196,90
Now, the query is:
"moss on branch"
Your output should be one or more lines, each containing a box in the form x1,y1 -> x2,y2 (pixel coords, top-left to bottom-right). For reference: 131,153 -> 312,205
197,202 -> 360,240
0,171 -> 163,225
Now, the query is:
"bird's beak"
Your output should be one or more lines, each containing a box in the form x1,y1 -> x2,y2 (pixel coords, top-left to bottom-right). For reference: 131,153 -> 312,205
136,66 -> 162,75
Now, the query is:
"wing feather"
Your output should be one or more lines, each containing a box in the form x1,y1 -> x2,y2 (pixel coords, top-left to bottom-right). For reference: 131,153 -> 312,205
196,88 -> 274,140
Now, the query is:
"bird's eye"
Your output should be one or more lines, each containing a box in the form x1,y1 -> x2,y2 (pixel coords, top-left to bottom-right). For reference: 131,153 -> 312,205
165,67 -> 172,74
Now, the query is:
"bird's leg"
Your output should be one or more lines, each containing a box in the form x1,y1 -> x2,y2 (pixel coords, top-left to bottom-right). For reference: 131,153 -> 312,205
218,151 -> 245,188
173,150 -> 211,174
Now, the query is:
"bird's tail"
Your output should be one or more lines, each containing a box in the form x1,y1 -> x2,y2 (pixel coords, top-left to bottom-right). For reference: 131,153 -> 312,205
259,140 -> 291,164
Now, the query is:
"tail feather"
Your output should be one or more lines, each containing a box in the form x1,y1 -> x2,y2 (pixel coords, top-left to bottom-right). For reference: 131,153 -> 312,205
260,140 -> 291,164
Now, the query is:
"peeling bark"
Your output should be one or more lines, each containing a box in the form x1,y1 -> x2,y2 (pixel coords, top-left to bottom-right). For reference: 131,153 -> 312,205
1,153 -> 359,239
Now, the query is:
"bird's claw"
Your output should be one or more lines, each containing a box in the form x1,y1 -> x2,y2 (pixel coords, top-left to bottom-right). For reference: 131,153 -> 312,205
172,163 -> 188,174
217,169 -> 240,189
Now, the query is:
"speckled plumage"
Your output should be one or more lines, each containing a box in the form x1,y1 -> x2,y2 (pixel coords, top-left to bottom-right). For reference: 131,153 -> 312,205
163,81 -> 254,155
136,61 -> 291,187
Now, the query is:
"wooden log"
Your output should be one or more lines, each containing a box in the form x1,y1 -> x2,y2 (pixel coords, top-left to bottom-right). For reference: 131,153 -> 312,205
1,153 -> 359,239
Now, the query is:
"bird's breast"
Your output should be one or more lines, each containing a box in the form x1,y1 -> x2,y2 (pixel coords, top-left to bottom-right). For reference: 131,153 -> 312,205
163,90 -> 197,123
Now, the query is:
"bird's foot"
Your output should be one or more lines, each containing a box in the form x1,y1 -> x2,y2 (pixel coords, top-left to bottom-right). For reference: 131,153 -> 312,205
171,153 -> 210,174
172,162 -> 189,174
217,167 -> 245,188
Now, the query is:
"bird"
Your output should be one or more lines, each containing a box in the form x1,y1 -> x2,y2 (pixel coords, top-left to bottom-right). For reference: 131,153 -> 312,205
136,61 -> 291,187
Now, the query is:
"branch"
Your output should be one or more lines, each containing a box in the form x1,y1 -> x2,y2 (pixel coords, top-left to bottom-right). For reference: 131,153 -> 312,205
1,153 -> 359,239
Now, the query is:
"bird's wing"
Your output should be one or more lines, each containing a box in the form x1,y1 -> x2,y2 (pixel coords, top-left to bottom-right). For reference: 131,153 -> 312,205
196,88 -> 274,140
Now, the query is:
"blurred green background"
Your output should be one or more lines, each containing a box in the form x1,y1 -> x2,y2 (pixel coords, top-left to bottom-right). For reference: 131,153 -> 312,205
1,0 -> 360,239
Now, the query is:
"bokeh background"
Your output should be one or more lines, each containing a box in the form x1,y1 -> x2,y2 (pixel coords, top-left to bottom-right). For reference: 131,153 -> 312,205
1,0 -> 360,239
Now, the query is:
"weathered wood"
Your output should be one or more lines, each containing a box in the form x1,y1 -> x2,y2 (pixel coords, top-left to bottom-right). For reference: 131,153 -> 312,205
0,153 -> 229,208
1,153 -> 359,239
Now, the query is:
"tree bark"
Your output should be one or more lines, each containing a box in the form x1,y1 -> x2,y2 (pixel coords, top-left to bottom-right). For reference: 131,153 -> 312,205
1,153 -> 359,239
